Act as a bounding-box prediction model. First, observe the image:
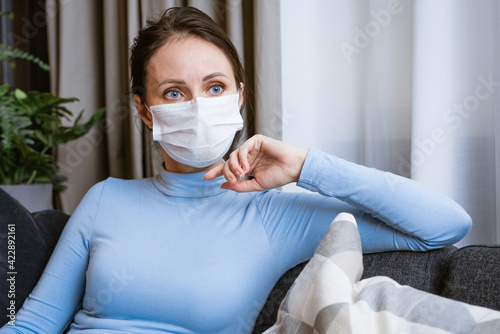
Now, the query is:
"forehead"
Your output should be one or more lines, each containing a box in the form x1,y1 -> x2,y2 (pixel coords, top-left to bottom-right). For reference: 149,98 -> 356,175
147,36 -> 235,86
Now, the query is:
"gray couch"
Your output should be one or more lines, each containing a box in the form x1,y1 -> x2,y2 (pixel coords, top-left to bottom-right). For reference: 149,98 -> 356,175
1,188 -> 499,333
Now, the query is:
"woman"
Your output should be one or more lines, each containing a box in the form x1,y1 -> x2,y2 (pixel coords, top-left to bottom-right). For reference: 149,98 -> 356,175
1,7 -> 471,334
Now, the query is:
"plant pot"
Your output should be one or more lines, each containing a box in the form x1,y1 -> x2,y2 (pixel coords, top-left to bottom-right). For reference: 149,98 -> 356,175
0,183 -> 53,212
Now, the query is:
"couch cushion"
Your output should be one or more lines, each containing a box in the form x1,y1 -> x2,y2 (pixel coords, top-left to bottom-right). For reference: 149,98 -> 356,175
442,245 -> 500,311
0,188 -> 69,327
361,246 -> 457,294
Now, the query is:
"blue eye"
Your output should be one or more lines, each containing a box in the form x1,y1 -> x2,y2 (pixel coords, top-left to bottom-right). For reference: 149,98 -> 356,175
209,85 -> 223,94
166,90 -> 180,99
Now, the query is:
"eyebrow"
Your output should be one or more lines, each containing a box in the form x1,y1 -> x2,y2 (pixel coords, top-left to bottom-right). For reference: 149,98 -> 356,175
157,72 -> 229,88
202,72 -> 228,82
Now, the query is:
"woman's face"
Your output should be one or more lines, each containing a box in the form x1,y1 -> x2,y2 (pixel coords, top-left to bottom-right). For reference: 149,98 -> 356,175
134,35 -> 244,172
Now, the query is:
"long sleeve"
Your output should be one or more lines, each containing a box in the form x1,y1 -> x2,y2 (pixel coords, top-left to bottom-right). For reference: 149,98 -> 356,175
0,182 -> 105,334
258,148 -> 472,276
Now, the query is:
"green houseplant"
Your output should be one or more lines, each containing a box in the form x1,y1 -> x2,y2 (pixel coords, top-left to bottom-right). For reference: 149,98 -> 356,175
0,11 -> 105,210
0,86 -> 105,189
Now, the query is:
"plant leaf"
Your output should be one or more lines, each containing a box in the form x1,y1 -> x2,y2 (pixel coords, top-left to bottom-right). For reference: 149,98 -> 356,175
0,44 -> 50,71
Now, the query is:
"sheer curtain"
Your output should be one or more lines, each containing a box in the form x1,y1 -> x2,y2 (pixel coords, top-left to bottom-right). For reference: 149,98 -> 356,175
46,0 -> 280,213
280,0 -> 500,246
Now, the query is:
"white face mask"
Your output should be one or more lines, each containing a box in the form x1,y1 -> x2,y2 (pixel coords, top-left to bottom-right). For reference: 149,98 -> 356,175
148,93 -> 244,168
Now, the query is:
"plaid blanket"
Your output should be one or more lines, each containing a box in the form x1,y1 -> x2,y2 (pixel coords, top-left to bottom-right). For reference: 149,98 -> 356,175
263,213 -> 500,334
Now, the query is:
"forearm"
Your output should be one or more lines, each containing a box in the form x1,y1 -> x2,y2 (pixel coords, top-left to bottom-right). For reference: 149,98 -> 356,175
297,148 -> 472,250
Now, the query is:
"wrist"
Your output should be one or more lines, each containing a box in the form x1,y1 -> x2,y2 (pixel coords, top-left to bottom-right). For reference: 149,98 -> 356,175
293,147 -> 308,182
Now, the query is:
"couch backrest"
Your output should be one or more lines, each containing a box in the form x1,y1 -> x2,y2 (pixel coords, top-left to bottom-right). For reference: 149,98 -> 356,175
0,188 -> 70,328
362,246 -> 457,294
441,245 -> 500,311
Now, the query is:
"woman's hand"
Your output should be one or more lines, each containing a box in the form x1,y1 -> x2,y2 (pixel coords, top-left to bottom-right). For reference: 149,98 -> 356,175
203,134 -> 308,192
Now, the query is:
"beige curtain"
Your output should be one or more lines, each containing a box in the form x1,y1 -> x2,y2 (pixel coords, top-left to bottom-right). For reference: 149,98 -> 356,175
46,0 -> 281,213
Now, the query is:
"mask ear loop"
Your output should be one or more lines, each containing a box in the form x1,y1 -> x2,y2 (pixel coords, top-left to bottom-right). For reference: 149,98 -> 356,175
236,83 -> 244,110
143,103 -> 154,132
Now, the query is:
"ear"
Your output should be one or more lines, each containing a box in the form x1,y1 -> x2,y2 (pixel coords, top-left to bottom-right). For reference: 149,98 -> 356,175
238,82 -> 245,109
134,94 -> 153,129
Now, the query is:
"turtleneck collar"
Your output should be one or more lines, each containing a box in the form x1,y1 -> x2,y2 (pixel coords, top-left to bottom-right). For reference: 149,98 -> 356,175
153,165 -> 227,198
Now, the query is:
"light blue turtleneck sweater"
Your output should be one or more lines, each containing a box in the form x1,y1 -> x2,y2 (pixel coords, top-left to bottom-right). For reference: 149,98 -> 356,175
1,149 -> 471,334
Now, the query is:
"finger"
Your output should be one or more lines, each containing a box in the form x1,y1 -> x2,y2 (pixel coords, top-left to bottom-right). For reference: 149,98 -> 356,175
228,150 -> 246,179
237,143 -> 250,174
223,157 -> 239,184
203,164 -> 224,180
237,135 -> 261,172
221,178 -> 264,193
